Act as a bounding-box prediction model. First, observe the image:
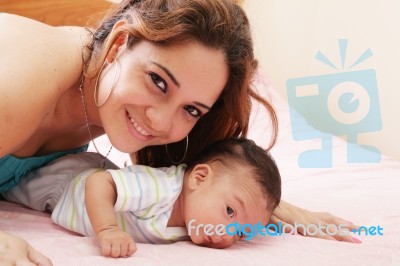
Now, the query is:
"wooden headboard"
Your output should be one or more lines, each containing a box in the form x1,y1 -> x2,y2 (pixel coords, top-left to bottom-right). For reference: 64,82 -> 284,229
0,0 -> 113,26
1,0 -> 245,27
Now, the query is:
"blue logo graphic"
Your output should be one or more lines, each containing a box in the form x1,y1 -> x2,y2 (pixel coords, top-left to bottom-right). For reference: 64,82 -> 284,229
286,39 -> 382,168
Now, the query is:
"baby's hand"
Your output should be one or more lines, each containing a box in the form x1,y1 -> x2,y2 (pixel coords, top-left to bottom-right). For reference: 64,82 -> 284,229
97,228 -> 137,258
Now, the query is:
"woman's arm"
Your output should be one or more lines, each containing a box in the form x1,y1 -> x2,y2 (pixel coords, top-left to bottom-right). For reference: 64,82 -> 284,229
270,200 -> 361,243
85,171 -> 137,257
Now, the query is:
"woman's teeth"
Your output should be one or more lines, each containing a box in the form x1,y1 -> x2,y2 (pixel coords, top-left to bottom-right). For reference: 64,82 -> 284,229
130,118 -> 150,136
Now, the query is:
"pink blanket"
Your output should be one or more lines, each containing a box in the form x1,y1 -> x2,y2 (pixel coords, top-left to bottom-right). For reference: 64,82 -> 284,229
1,69 -> 399,265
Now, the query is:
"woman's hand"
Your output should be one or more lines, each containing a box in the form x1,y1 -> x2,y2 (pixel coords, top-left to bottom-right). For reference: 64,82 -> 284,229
270,201 -> 361,243
0,230 -> 53,266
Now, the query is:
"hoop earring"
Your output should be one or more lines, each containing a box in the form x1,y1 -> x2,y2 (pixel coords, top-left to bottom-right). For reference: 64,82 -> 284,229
165,136 -> 189,165
94,58 -> 120,107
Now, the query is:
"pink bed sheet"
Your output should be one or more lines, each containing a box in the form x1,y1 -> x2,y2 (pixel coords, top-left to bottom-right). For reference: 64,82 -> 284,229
1,69 -> 399,265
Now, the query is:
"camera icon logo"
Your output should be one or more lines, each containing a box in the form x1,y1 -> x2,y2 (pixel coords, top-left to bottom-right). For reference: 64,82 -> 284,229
286,39 -> 382,168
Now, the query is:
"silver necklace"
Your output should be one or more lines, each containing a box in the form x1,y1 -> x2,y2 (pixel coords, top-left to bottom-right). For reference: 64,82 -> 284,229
78,76 -> 112,168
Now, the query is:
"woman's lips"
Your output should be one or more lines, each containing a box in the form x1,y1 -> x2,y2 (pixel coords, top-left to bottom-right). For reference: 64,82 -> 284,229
126,112 -> 154,141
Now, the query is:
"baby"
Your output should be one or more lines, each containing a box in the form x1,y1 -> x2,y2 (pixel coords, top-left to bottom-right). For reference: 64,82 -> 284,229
3,138 -> 281,258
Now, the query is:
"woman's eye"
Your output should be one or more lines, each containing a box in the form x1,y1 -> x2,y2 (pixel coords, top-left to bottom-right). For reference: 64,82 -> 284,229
226,206 -> 235,218
184,105 -> 202,118
150,73 -> 167,93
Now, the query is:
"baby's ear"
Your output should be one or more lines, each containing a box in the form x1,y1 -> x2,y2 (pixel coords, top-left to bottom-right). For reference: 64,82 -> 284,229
187,164 -> 212,190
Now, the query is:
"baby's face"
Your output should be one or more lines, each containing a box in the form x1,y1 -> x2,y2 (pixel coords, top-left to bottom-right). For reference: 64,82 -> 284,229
184,165 -> 269,249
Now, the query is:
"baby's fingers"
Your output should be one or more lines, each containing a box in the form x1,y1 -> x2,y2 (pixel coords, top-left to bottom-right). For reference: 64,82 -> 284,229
100,242 -> 113,257
110,243 -> 122,258
124,242 -> 137,257
102,240 -> 137,258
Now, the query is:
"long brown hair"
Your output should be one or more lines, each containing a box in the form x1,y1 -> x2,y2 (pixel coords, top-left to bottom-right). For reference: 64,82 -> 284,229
84,0 -> 278,167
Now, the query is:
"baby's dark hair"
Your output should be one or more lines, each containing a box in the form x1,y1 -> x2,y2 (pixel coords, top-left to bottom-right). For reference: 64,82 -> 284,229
187,138 -> 281,212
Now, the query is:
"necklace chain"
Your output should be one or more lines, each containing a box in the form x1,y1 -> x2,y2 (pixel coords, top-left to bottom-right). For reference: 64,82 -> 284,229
78,76 -> 112,168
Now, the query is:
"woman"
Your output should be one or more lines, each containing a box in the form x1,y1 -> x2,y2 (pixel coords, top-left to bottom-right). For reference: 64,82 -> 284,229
0,0 -> 357,265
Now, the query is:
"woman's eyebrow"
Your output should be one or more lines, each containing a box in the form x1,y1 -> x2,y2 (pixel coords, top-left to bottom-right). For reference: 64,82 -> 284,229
194,101 -> 211,110
151,61 -> 180,87
151,61 -> 211,110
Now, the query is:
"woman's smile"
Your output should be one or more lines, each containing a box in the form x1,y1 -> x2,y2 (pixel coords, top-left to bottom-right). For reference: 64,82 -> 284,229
125,111 -> 154,141
130,117 -> 150,136
99,40 -> 227,152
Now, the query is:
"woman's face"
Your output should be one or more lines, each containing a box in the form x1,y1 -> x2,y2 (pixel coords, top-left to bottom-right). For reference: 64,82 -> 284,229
97,40 -> 228,153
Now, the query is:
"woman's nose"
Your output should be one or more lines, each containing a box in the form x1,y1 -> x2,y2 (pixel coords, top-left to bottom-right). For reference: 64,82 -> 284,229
146,105 -> 174,132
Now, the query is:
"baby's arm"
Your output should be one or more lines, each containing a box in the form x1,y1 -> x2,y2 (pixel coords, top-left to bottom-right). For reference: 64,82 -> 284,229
85,171 -> 137,258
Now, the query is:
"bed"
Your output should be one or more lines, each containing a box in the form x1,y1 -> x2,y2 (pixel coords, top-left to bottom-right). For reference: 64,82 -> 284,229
1,67 -> 399,265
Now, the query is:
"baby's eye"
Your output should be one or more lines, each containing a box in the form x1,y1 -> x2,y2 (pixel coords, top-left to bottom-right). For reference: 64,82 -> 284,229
149,73 -> 167,93
184,105 -> 202,118
226,206 -> 235,218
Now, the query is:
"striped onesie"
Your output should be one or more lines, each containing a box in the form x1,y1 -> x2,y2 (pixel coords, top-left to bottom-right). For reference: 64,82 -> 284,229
3,153 -> 189,244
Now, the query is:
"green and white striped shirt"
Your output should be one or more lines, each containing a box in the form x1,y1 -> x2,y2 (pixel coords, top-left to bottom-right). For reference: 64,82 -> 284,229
52,164 -> 188,244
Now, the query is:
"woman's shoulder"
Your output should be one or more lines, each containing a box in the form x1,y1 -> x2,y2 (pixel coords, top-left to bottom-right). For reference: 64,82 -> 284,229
0,14 -> 88,67
0,14 -> 89,94
0,13 -> 58,40
0,14 -> 87,97
0,14 -> 89,157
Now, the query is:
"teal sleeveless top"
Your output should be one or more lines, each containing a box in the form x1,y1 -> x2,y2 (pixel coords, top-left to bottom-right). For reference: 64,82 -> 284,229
0,145 -> 88,193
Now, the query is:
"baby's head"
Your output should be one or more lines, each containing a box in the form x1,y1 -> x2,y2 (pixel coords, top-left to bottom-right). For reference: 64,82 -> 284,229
182,138 -> 281,248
